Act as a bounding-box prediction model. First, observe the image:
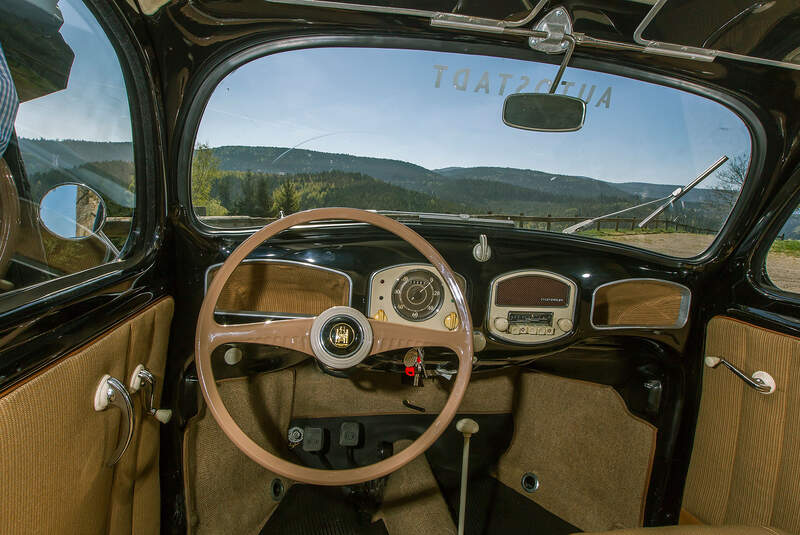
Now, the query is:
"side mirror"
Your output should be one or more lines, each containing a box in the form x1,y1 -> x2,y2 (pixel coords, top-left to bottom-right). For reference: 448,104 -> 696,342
502,93 -> 586,132
39,183 -> 107,240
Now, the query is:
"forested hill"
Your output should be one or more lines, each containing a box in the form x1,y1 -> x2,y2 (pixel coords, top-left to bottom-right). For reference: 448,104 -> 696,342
18,139 -> 744,234
19,138 -> 134,175
211,146 -> 443,192
434,166 -> 632,200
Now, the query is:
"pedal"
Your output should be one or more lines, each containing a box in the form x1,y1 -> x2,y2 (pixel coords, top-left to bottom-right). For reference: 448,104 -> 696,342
339,422 -> 361,447
302,427 -> 325,452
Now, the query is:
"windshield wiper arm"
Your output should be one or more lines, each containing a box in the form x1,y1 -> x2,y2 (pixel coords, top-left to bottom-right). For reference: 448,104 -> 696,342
563,155 -> 729,234
637,155 -> 728,228
562,196 -> 672,234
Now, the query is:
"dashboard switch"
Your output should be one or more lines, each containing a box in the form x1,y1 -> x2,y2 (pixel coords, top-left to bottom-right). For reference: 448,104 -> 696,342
557,318 -> 574,332
493,317 -> 509,332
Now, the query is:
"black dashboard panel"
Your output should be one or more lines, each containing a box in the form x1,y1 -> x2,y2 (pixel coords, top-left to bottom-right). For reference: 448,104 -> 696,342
205,222 -> 694,368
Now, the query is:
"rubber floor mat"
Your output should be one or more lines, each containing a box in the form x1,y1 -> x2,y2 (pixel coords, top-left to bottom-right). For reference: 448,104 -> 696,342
260,485 -> 389,535
440,473 -> 581,535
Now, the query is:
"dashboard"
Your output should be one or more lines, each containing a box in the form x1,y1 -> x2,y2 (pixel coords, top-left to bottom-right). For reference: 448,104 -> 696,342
366,264 -> 578,346
204,225 -> 694,373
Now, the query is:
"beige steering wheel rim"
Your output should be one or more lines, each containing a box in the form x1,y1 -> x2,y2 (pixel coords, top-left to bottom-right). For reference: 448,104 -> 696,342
195,207 -> 473,486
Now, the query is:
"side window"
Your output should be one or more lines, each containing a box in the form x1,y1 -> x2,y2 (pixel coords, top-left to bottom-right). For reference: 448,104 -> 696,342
0,0 -> 134,294
766,203 -> 800,294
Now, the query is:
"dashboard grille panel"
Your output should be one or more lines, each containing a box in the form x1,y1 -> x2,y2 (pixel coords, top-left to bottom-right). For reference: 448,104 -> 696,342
495,275 -> 569,307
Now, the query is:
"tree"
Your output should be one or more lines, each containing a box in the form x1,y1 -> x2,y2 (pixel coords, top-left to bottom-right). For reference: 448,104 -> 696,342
234,173 -> 274,217
712,153 -> 748,208
191,143 -> 227,216
273,180 -> 300,215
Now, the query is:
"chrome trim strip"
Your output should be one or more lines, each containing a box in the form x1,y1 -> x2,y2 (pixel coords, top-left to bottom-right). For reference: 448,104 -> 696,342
633,0 -> 800,71
485,269 -> 578,345
203,258 -> 353,308
589,277 -> 691,330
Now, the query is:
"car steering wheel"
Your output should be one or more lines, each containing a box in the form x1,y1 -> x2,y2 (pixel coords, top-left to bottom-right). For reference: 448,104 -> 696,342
195,207 -> 473,486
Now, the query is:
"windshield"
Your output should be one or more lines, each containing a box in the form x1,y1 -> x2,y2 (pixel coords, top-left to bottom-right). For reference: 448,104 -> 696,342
191,47 -> 752,257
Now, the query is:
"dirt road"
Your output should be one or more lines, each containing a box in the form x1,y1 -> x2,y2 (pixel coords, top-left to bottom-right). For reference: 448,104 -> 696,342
600,233 -> 799,293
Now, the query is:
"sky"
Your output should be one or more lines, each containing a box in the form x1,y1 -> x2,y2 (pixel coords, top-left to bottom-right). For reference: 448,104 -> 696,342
9,0 -> 752,187
39,183 -> 79,237
12,0 -> 132,143
197,47 -> 753,186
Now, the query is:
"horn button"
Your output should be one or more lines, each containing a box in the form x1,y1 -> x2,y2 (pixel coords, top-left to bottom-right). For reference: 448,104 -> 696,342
310,306 -> 373,370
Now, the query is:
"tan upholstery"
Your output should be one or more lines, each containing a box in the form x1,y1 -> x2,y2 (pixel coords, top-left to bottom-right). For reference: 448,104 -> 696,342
580,525 -> 791,535
592,279 -> 687,328
183,370 -> 295,535
208,261 -> 350,315
292,363 -> 516,418
682,317 -> 800,533
184,363 -> 516,533
377,439 -> 457,535
497,372 -> 657,532
0,297 -> 173,535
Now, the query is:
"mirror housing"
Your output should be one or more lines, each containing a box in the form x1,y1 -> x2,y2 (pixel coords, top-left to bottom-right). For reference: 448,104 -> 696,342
39,183 -> 107,240
502,93 -> 586,132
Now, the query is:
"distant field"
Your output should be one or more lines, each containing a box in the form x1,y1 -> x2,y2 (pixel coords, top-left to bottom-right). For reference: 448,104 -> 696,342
596,232 -> 800,293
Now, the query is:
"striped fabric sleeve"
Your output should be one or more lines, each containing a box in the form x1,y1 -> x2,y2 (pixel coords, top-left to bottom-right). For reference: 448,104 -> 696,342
0,43 -> 20,157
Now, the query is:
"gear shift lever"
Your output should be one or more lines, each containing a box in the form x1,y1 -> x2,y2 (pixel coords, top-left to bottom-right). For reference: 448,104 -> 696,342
456,418 -> 479,535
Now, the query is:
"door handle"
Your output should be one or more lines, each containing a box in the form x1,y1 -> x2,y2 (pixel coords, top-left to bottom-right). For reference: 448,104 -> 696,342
94,374 -> 135,466
704,356 -> 776,394
129,364 -> 172,424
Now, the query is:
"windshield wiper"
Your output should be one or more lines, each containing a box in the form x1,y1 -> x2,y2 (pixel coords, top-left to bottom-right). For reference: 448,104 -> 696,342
375,211 -> 516,228
563,155 -> 729,234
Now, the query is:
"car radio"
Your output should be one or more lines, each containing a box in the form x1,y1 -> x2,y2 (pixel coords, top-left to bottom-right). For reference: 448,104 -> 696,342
487,270 -> 577,344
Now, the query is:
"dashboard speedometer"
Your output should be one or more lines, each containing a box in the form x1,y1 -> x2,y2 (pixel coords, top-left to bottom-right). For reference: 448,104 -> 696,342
391,269 -> 445,322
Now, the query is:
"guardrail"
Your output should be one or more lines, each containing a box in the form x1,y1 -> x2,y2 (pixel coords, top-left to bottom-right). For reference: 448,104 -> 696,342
471,214 -> 717,234
104,214 -> 716,237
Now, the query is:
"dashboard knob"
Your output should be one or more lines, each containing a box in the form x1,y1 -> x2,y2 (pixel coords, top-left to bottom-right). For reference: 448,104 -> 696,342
493,317 -> 509,332
443,311 -> 460,331
472,331 -> 487,352
557,318 -> 574,332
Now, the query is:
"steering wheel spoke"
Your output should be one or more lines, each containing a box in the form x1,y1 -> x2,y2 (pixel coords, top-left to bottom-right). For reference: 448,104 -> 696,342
368,319 -> 465,355
207,317 -> 315,355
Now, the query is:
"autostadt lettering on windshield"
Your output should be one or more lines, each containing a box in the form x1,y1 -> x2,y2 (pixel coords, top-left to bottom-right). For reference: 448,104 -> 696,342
433,65 -> 613,109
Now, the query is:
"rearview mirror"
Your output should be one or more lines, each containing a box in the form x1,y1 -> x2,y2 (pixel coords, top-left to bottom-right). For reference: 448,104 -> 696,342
39,183 -> 107,240
503,93 -> 586,132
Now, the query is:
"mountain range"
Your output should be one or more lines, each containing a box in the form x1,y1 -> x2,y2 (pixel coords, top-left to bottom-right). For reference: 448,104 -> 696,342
19,139 -> 742,233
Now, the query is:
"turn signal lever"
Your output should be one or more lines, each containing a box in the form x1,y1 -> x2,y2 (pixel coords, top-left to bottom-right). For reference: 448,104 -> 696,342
129,365 -> 172,424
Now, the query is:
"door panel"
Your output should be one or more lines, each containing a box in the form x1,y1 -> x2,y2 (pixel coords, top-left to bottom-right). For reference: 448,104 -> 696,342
683,316 -> 800,532
0,297 -> 173,534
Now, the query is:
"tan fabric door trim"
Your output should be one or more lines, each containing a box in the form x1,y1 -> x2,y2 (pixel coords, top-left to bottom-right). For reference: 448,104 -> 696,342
0,297 -> 173,400
682,316 -> 800,534
0,297 -> 174,535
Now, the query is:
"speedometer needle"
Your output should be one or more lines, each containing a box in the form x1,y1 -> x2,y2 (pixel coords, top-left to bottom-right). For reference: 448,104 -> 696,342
409,281 -> 432,301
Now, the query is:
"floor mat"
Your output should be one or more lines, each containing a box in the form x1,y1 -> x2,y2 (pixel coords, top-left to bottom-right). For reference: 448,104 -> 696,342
260,485 -> 389,535
438,470 -> 580,535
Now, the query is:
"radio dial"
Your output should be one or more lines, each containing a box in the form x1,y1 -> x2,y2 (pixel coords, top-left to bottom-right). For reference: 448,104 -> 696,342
493,317 -> 509,332
557,318 -> 573,332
